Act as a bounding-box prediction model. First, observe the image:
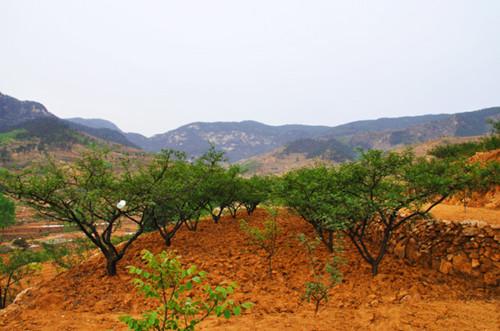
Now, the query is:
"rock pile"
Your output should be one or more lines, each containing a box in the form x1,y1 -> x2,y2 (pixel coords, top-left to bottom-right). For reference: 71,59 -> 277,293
370,218 -> 499,286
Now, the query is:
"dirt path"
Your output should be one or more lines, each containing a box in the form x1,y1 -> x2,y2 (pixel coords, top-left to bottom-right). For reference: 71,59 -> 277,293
432,204 -> 500,225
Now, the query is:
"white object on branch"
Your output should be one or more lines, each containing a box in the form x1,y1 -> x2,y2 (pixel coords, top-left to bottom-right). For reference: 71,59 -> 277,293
117,200 -> 127,210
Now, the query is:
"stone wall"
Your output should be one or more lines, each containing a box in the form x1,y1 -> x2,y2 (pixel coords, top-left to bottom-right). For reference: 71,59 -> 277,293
370,219 -> 499,286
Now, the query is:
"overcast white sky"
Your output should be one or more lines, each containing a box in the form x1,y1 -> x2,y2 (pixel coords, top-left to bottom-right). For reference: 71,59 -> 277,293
1,1 -> 499,136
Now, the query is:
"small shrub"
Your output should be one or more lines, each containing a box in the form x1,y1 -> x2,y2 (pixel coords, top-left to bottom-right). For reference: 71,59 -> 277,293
0,193 -> 15,229
298,233 -> 343,314
429,120 -> 500,160
0,249 -> 45,309
240,208 -> 281,278
120,250 -> 252,331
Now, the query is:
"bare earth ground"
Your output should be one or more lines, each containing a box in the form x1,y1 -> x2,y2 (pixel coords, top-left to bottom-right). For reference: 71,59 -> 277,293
1,209 -> 498,331
432,204 -> 500,225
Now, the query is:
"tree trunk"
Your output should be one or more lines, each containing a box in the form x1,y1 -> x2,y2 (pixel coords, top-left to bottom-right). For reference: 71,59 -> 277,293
0,288 -> 4,309
229,208 -> 236,218
268,256 -> 273,279
106,258 -> 118,276
1,273 -> 13,308
371,262 -> 379,276
326,230 -> 334,252
186,220 -> 199,231
164,236 -> 172,247
246,204 -> 257,215
315,300 -> 321,315
318,228 -> 333,252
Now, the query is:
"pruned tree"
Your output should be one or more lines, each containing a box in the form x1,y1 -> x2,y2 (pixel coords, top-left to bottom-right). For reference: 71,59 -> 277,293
191,147 -> 232,223
337,150 -> 479,275
201,165 -> 242,223
225,167 -> 246,219
145,151 -> 207,245
239,176 -> 272,216
281,166 -> 348,252
1,149 -> 174,276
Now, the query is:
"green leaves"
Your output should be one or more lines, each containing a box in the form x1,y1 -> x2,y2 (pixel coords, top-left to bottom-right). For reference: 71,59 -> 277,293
281,148 -> 486,275
0,249 -> 48,309
281,166 -> 350,251
0,193 -> 15,229
298,233 -> 343,315
240,302 -> 254,310
120,250 -> 251,331
240,208 -> 281,278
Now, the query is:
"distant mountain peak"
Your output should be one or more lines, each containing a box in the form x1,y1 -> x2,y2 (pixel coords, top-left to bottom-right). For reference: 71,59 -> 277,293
0,93 -> 138,150
66,117 -> 122,132
0,92 -> 55,130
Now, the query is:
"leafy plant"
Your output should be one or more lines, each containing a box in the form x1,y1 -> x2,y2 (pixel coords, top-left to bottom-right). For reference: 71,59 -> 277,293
337,150 -> 479,275
120,250 -> 252,331
280,166 -> 348,252
202,165 -> 243,222
1,149 -> 177,276
240,208 -> 281,278
0,249 -> 46,309
429,119 -> 500,159
0,129 -> 26,145
238,176 -> 273,216
0,192 -> 15,229
145,149 -> 222,245
298,233 -> 343,314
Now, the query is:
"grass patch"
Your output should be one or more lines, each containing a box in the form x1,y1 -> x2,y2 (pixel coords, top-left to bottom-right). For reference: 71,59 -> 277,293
0,129 -> 27,145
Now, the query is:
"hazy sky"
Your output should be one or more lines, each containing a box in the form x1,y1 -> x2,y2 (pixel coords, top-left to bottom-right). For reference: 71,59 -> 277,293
1,1 -> 499,136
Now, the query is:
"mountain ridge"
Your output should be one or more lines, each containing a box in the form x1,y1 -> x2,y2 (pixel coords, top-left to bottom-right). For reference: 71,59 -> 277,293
67,108 -> 500,161
2,91 -> 499,163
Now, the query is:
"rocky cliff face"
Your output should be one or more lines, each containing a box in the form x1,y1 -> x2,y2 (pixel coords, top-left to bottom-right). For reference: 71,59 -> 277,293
0,92 -> 55,129
133,121 -> 332,161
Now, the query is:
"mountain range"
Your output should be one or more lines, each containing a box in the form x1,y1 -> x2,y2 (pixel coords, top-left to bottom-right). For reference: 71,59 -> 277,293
1,92 -> 499,163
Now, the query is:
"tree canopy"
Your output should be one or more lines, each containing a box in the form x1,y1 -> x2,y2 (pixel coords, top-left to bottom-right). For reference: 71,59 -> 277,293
1,149 -> 174,275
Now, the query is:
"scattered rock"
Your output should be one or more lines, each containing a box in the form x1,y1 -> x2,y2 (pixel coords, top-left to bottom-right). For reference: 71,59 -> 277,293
394,240 -> 406,259
452,254 -> 472,275
439,260 -> 453,274
483,272 -> 499,286
405,238 -> 420,263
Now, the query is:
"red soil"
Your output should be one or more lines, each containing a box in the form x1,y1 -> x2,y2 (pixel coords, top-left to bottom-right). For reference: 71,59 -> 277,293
1,210 -> 498,330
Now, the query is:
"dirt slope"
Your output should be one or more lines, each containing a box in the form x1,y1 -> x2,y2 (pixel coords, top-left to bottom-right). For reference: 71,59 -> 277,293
1,210 -> 498,331
444,149 -> 500,210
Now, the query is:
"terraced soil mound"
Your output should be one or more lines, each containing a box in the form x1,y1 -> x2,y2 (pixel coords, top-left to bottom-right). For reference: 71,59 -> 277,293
445,149 -> 500,209
1,210 -> 498,330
